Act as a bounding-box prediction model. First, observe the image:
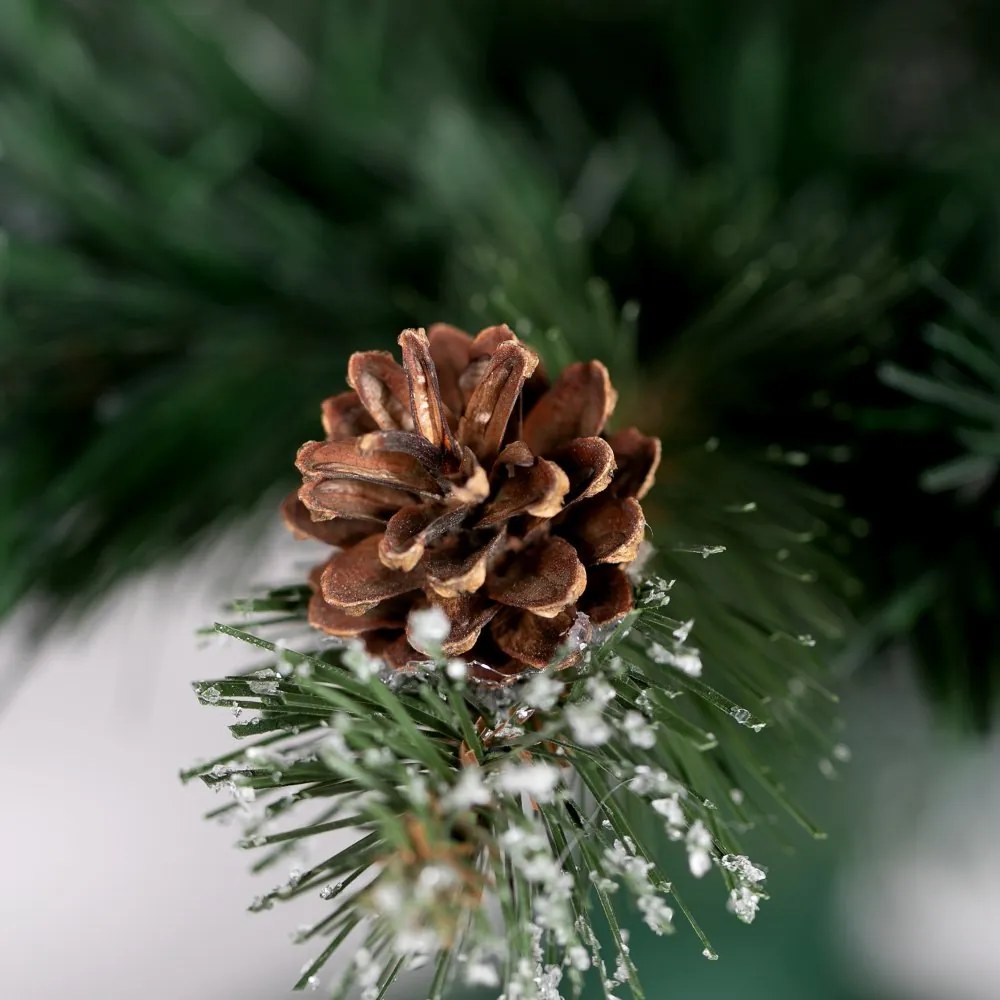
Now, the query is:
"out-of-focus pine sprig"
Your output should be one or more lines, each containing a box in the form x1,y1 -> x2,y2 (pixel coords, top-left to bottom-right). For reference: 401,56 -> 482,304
847,265 -> 1000,724
5,0 -> 1000,728
881,265 -> 1000,516
3,0 -> 993,627
182,278 -> 853,990
186,508 -> 844,997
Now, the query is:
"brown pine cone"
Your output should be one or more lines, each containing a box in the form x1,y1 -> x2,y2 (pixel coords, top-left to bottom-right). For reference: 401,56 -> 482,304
283,324 -> 661,684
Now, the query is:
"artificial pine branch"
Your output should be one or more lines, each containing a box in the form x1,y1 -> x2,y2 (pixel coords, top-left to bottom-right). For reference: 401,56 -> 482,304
186,319 -> 846,997
188,560 -> 838,998
2,0 -> 998,742
3,0 -> 994,633
859,265 -> 1000,724
880,263 -> 1000,513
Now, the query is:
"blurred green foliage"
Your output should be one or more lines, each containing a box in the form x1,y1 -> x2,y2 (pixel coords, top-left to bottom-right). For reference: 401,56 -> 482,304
1,0 -> 999,715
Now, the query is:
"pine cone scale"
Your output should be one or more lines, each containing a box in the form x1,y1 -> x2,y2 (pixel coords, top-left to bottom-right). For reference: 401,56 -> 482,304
485,535 -> 587,619
425,323 -> 472,416
605,428 -> 662,500
282,491 -> 375,547
522,360 -> 618,456
308,587 -> 408,636
577,565 -> 635,626
550,436 -> 617,505
379,504 -> 468,572
458,341 -> 539,462
320,534 -> 423,615
477,452 -> 570,527
492,605 -> 582,667
410,593 -> 499,657
424,532 -> 505,599
321,390 -> 378,440
346,351 -> 413,432
399,328 -> 462,457
562,494 -> 645,565
298,438 -> 441,496
298,477 -> 414,523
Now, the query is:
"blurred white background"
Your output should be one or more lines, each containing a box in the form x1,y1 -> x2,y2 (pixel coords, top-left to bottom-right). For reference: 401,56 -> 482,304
838,672 -> 1000,1000
0,521 -> 330,1000
2,523 -> 998,1000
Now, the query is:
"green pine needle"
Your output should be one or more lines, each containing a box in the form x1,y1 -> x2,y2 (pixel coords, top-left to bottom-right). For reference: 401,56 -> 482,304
880,264 -> 1000,514
187,497 -> 843,997
0,0 -> 930,628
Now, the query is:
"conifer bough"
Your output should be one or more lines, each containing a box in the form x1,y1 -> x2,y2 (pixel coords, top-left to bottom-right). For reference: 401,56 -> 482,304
189,322 -> 837,999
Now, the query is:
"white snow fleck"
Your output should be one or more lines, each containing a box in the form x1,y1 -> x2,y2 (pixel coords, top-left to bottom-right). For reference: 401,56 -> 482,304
728,885 -> 762,923
247,668 -> 280,695
444,767 -> 492,812
533,874 -> 575,941
405,769 -> 429,807
652,795 -> 685,830
522,672 -> 564,711
500,825 -> 562,884
319,881 -> 344,900
341,640 -> 381,680
407,606 -> 450,653
361,746 -> 393,768
638,893 -> 674,935
648,641 -> 703,676
199,685 -> 221,704
231,782 -> 256,805
673,543 -> 726,558
720,853 -> 767,883
630,766 -> 683,797
585,676 -> 616,706
445,657 -> 467,680
493,762 -> 562,804
564,671 -> 617,744
466,958 -> 500,987
672,619 -> 694,643
371,881 -> 404,913
414,863 -> 458,898
395,926 -> 439,957
318,730 -> 350,765
622,710 -> 657,749
354,947 -> 381,1000
686,820 -> 713,878
566,703 -> 612,746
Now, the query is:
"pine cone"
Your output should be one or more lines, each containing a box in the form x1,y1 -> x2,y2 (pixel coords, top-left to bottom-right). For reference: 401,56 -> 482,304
283,324 -> 661,684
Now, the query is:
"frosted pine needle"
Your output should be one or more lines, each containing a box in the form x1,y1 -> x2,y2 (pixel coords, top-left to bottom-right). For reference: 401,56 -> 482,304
185,559 -> 839,998
185,315 -> 842,999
